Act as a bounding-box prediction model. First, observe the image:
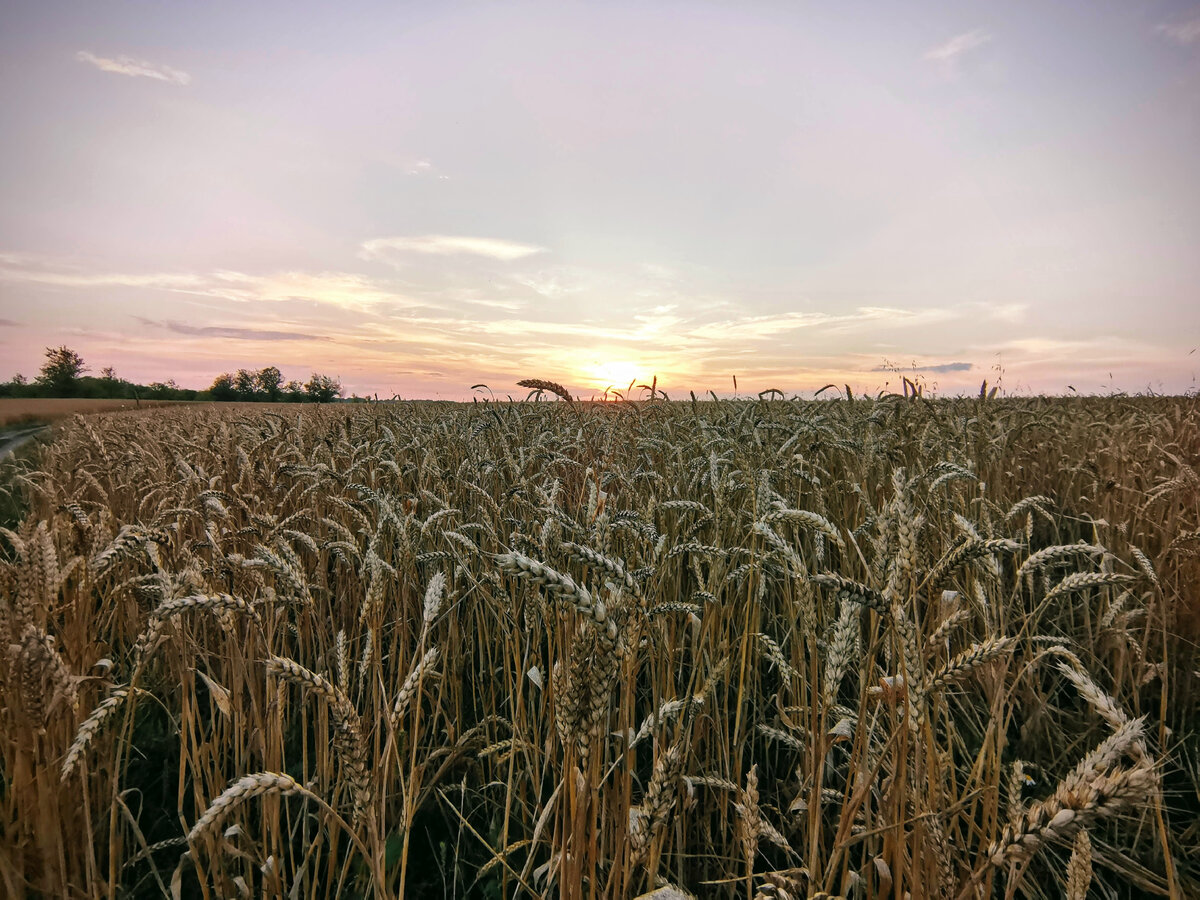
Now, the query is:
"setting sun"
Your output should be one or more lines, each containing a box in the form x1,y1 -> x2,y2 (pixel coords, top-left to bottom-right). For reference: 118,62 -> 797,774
586,359 -> 643,394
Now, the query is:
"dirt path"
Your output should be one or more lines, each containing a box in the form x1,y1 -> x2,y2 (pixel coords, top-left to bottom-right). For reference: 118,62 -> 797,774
0,424 -> 48,461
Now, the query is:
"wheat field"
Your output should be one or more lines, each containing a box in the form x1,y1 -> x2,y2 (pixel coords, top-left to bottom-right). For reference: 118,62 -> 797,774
1,393 -> 1197,898
0,399 -> 190,429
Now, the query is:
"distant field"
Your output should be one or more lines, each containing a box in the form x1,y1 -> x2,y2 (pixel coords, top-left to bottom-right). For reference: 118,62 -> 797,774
0,397 -> 183,427
0,398 -> 349,428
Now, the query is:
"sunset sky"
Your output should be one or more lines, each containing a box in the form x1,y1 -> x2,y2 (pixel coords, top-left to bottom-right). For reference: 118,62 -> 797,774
2,1 -> 1199,398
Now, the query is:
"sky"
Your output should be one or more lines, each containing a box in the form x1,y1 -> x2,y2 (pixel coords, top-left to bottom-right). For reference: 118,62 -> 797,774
1,1 -> 1199,399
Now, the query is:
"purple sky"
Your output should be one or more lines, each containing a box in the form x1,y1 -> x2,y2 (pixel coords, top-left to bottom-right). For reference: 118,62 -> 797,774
2,1 -> 1199,398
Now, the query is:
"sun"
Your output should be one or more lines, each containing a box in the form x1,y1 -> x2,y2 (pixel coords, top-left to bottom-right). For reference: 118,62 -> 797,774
587,360 -> 642,395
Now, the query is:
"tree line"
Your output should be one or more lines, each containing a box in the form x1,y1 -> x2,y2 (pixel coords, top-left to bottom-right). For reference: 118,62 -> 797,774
0,346 -> 344,403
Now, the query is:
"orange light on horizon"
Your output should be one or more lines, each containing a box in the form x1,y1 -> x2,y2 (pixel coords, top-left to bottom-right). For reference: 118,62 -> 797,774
582,360 -> 644,395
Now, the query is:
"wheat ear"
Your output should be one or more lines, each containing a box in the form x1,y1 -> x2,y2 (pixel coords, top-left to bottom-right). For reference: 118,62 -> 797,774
188,772 -> 301,843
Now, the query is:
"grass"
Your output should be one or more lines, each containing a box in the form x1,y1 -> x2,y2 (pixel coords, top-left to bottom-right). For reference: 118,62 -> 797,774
0,393 -> 1197,898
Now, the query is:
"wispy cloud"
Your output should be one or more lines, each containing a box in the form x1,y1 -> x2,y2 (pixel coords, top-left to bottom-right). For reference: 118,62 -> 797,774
411,159 -> 448,178
993,336 -> 1150,361
0,257 -> 423,312
135,318 -> 331,342
873,361 -> 973,373
986,303 -> 1027,324
458,297 -> 526,311
511,271 -> 589,299
207,270 -> 420,310
1155,17 -> 1200,45
360,235 -> 547,264
924,29 -> 992,74
688,312 -> 829,342
681,306 -> 961,345
844,306 -> 957,327
0,268 -> 208,289
0,319 -> 19,327
76,51 -> 191,85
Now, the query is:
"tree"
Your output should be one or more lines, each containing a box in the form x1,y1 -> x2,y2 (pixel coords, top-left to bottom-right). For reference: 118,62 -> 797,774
233,369 -> 257,400
37,346 -> 87,395
304,373 -> 342,403
209,373 -> 236,401
100,366 -> 119,398
0,373 -> 28,399
282,380 -> 304,402
256,366 -> 283,402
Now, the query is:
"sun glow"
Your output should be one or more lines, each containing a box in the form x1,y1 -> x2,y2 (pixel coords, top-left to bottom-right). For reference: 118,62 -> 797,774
585,360 -> 643,396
